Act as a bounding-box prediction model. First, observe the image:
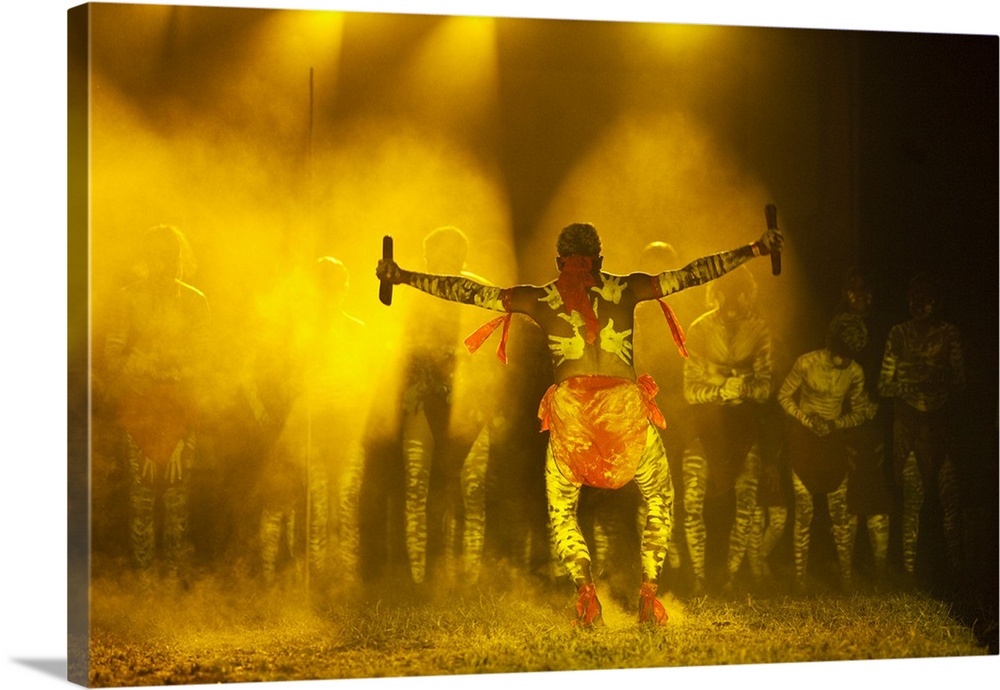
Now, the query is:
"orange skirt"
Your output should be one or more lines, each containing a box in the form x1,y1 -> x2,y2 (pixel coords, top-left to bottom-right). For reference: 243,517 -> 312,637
117,382 -> 196,466
538,374 -> 665,489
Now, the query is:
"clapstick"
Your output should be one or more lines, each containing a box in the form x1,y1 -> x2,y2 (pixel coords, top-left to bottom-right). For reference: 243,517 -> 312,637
765,204 -> 781,276
379,235 -> 394,306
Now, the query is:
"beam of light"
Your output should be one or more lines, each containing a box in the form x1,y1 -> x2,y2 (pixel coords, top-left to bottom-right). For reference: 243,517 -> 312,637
87,4 -> 347,302
619,21 -> 752,119
395,15 -> 500,131
306,13 -> 515,398
520,17 -> 819,361
249,8 -> 346,121
86,4 -> 364,480
632,20 -> 723,58
526,108 -> 815,360
87,7 -> 514,486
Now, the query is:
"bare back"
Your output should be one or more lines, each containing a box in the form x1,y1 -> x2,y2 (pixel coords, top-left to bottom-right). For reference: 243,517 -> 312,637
509,271 -> 660,383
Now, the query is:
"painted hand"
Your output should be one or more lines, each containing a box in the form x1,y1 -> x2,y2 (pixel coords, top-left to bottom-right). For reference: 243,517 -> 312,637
758,226 -> 784,255
719,376 -> 745,401
167,440 -> 185,483
591,275 -> 626,304
807,414 -> 832,437
548,333 -> 586,366
375,258 -> 404,284
599,319 -> 633,366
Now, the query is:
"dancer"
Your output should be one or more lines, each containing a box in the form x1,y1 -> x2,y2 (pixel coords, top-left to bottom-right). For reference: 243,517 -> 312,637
397,227 -> 496,589
680,266 -> 773,596
104,224 -> 211,587
632,241 -> 695,592
836,269 -> 892,587
779,314 -> 872,592
376,220 -> 783,626
242,256 -> 370,591
878,273 -> 966,590
745,333 -> 793,591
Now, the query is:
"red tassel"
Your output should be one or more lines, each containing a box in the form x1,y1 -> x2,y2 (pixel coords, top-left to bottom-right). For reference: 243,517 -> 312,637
574,582 -> 604,628
657,299 -> 688,358
638,581 -> 668,625
636,373 -> 666,429
464,313 -> 511,364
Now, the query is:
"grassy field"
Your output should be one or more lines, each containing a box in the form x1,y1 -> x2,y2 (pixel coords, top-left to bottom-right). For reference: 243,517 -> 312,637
81,567 -> 992,688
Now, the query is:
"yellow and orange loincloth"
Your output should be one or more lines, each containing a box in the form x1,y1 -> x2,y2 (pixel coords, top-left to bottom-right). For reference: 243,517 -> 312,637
117,382 -> 196,466
538,374 -> 665,489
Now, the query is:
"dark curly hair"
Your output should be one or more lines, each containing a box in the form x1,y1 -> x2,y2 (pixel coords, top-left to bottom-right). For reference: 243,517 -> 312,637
556,223 -> 602,257
827,313 -> 868,359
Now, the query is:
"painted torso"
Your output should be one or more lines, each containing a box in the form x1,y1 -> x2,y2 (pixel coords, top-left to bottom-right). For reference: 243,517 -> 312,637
528,272 -> 640,384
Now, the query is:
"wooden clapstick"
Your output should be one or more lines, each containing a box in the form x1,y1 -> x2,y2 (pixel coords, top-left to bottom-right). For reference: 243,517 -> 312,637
765,204 -> 781,276
378,235 -> 394,305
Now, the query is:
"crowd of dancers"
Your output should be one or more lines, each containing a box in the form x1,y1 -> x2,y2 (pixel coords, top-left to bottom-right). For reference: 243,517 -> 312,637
92,219 -> 972,628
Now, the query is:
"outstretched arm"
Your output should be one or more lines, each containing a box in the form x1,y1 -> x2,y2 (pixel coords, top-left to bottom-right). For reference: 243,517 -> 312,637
631,225 -> 783,302
376,258 -> 509,311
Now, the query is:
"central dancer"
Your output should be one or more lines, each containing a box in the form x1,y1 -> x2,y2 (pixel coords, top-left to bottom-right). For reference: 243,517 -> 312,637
376,221 -> 782,627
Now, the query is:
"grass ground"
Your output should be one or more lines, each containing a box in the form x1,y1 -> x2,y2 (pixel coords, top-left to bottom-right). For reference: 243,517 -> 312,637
82,565 -> 992,688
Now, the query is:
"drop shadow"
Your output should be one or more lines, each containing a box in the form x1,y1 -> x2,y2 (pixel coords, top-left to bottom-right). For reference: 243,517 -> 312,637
11,658 -> 67,680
